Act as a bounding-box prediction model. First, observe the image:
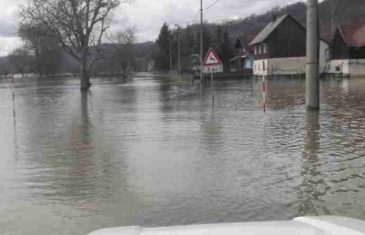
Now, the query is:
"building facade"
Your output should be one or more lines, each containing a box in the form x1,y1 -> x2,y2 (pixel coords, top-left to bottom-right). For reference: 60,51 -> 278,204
229,37 -> 254,73
327,25 -> 365,76
250,14 -> 329,76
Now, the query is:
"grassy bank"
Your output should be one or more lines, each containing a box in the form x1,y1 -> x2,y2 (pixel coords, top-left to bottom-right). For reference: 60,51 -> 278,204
160,74 -> 194,82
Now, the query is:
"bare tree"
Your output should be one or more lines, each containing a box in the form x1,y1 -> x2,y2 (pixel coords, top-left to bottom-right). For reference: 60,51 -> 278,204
330,0 -> 339,35
8,47 -> 32,77
19,22 -> 62,76
112,28 -> 136,78
21,0 -> 123,91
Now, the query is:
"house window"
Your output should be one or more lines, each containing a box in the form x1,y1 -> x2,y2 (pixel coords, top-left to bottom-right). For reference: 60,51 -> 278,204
263,60 -> 265,71
263,44 -> 267,53
258,45 -> 262,54
254,46 -> 257,55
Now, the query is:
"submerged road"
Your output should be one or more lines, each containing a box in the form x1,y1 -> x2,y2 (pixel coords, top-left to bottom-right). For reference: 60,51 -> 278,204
0,75 -> 365,234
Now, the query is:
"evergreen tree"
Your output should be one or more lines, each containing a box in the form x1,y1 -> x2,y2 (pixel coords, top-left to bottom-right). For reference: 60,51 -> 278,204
180,25 -> 195,72
192,27 -> 211,61
219,29 -> 234,72
182,25 -> 195,57
155,23 -> 171,71
202,27 -> 212,55
213,25 -> 223,51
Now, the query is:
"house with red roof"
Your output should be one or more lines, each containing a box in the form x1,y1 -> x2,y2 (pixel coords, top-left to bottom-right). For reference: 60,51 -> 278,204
327,24 -> 365,76
250,14 -> 329,76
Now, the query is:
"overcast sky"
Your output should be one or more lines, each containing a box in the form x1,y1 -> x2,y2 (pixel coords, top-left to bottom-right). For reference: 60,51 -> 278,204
0,0 -> 304,56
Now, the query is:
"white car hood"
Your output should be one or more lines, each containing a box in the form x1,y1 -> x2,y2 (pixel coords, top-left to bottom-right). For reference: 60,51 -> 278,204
88,216 -> 365,235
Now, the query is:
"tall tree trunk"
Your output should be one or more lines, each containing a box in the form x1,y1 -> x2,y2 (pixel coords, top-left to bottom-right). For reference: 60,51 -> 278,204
35,50 -> 42,76
80,52 -> 91,91
122,65 -> 127,79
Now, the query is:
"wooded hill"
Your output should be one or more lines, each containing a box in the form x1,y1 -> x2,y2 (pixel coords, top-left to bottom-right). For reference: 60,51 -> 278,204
186,0 -> 365,46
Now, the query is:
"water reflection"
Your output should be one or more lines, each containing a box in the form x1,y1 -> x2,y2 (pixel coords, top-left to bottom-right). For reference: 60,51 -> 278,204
68,92 -> 94,177
200,113 -> 224,155
12,89 -> 19,160
2,76 -> 365,235
266,79 -> 305,109
290,111 -> 330,216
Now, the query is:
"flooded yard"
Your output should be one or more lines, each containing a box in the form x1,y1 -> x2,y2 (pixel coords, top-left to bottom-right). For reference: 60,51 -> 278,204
1,75 -> 365,235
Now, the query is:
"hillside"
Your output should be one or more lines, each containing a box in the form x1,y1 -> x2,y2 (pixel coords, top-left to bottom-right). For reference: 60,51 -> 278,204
203,0 -> 365,43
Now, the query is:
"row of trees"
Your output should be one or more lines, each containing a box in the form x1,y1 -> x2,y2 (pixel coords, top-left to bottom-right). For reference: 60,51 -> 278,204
154,23 -> 234,73
8,21 -> 64,77
7,0 -> 136,91
9,23 -> 137,79
92,29 -> 136,77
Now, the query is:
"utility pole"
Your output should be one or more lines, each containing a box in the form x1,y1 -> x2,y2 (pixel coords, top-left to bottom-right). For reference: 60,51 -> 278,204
175,25 -> 181,75
169,37 -> 173,75
200,0 -> 203,82
306,0 -> 320,110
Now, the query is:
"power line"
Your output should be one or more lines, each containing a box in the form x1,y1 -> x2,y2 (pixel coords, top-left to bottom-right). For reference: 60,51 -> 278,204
172,0 -> 221,28
192,9 -> 201,22
204,0 -> 220,11
174,9 -> 201,28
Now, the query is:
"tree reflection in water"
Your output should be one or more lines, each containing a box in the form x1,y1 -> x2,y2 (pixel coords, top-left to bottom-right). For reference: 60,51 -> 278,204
69,91 -> 94,177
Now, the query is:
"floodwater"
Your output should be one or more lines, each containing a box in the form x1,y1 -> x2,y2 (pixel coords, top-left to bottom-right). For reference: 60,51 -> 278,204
0,74 -> 365,234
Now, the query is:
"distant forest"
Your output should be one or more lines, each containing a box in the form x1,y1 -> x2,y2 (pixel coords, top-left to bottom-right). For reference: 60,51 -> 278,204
177,0 -> 365,48
1,0 -> 365,75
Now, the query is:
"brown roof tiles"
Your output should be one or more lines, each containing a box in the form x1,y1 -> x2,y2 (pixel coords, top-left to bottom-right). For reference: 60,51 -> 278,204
338,24 -> 365,47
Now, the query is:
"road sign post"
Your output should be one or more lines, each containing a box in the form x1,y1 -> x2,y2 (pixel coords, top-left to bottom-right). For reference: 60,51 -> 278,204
203,48 -> 223,75
203,48 -> 223,108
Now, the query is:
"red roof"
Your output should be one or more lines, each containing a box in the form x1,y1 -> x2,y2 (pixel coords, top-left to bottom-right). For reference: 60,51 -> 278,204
338,24 -> 365,47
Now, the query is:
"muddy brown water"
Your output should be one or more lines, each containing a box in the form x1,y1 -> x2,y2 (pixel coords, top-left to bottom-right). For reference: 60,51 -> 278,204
0,75 -> 365,234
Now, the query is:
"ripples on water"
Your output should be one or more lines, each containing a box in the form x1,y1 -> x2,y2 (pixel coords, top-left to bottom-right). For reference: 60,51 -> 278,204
0,75 -> 365,234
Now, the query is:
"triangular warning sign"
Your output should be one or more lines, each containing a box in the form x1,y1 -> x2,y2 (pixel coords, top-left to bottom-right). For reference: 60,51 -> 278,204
203,48 -> 222,66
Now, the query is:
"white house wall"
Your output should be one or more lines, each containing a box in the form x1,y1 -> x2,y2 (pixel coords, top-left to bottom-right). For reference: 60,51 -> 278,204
327,59 -> 365,76
253,40 -> 329,76
349,60 -> 365,76
319,40 -> 329,73
270,57 -> 306,75
326,60 -> 350,74
253,59 -> 268,76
